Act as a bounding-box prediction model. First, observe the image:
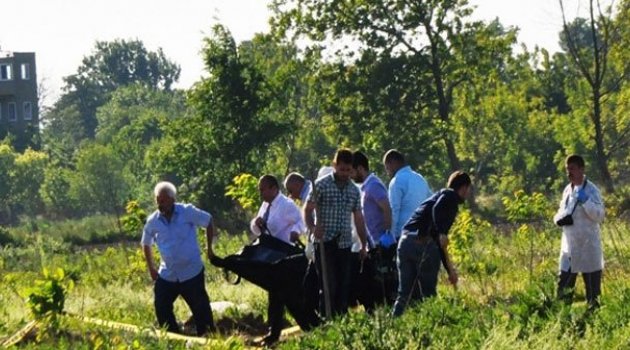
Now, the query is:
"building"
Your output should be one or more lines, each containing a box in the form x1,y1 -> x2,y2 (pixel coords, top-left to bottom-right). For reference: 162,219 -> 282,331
0,50 -> 39,149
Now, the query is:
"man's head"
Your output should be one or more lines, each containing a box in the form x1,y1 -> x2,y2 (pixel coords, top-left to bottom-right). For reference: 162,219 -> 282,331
154,181 -> 177,215
352,151 -> 370,183
283,172 -> 306,200
447,171 -> 472,201
259,174 -> 280,203
382,149 -> 405,177
565,154 -> 586,186
333,149 -> 354,183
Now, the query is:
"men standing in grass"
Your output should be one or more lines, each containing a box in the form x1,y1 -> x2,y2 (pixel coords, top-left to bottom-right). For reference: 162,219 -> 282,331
250,174 -> 306,346
382,149 -> 432,240
392,171 -> 471,317
554,155 -> 605,309
141,181 -> 215,335
304,149 -> 369,317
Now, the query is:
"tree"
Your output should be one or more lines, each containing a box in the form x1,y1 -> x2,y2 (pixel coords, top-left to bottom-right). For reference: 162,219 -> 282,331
44,39 -> 181,146
558,0 -> 630,193
68,143 -> 128,227
271,0 -> 517,175
148,26 -> 290,212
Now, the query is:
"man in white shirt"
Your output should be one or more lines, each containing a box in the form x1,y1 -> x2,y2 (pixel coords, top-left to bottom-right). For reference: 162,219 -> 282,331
553,154 -> 605,309
250,174 -> 305,345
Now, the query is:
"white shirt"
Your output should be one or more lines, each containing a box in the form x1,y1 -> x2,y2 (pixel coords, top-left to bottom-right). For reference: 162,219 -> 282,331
553,179 -> 605,273
250,193 -> 305,244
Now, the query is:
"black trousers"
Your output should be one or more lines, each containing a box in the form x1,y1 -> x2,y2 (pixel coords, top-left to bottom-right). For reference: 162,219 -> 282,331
154,269 -> 215,335
314,241 -> 351,317
267,291 -> 284,338
557,268 -> 602,307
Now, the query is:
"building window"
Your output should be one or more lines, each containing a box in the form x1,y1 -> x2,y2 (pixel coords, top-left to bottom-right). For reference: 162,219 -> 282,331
8,102 -> 16,121
23,102 -> 32,120
21,64 -> 30,80
0,64 -> 12,81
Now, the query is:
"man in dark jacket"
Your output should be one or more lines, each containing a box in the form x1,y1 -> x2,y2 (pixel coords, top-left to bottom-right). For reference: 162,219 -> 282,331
392,171 -> 472,317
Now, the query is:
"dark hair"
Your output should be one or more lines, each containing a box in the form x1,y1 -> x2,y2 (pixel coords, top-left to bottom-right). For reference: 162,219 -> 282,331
352,151 -> 369,171
334,149 -> 353,165
447,171 -> 471,191
565,154 -> 585,168
383,149 -> 405,164
259,174 -> 279,189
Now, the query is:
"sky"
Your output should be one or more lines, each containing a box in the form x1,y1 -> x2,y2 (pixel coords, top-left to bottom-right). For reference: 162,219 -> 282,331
0,0 -> 595,106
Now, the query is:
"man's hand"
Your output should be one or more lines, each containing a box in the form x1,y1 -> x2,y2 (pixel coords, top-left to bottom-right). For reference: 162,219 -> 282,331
448,269 -> 458,287
254,217 -> 265,228
148,266 -> 158,281
577,188 -> 589,204
359,245 -> 368,261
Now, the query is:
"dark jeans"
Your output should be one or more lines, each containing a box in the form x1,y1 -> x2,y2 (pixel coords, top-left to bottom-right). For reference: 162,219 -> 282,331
154,269 -> 215,335
314,241 -> 351,318
392,235 -> 441,317
557,268 -> 602,308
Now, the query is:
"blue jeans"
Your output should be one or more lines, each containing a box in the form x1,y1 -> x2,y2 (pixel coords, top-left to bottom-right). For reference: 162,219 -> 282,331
154,269 -> 215,335
392,235 -> 441,317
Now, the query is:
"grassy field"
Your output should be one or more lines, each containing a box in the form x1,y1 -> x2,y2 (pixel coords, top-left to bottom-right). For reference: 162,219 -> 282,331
1,214 -> 629,349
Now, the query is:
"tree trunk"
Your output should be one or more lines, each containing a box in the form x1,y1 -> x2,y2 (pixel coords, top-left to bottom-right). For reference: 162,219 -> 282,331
592,90 -> 615,193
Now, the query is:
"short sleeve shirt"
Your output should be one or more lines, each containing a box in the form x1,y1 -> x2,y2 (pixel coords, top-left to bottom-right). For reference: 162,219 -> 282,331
308,173 -> 361,248
141,203 -> 211,282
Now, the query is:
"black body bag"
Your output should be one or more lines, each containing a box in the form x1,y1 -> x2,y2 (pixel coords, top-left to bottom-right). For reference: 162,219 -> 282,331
210,233 -> 320,330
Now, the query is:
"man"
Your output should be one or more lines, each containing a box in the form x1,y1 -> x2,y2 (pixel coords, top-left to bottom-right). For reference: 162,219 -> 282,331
304,149 -> 369,317
383,149 -> 432,239
141,181 -> 215,335
352,151 -> 392,245
284,172 -> 313,205
392,171 -> 471,317
250,175 -> 305,346
553,154 -> 605,309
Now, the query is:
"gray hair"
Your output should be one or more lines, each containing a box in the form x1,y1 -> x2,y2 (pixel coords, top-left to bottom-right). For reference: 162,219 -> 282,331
154,181 -> 177,199
283,172 -> 305,189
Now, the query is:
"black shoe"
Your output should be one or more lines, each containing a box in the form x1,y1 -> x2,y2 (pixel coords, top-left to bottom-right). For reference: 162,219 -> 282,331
260,333 -> 280,347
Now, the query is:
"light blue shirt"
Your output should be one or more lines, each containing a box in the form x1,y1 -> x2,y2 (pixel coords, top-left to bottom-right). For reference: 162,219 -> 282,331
388,166 -> 432,238
141,203 -> 212,282
300,180 -> 313,204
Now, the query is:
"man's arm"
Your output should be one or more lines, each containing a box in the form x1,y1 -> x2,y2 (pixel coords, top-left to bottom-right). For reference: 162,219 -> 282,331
377,198 -> 392,231
304,200 -> 323,240
389,180 -> 403,237
142,245 -> 158,281
206,222 -> 214,260
353,209 -> 368,260
432,194 -> 459,287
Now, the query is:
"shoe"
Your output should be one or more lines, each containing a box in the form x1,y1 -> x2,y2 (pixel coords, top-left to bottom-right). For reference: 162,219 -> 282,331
260,333 -> 280,347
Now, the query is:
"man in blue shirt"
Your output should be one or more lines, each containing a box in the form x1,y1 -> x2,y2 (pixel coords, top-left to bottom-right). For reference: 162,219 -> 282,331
383,149 -> 432,239
352,151 -> 392,245
141,181 -> 215,335
392,171 -> 471,317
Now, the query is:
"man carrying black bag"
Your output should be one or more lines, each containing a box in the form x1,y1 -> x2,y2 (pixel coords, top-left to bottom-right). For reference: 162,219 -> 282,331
553,155 -> 605,309
250,175 -> 305,346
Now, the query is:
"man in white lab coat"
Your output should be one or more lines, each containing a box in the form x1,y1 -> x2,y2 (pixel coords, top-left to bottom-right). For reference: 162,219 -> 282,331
553,154 -> 605,309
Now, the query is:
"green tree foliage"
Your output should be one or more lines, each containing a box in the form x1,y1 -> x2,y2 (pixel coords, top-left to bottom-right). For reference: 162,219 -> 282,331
43,39 -> 181,164
68,143 -> 128,217
12,148 -> 48,215
149,25 -> 291,212
271,0 -> 517,176
557,0 -> 630,193
95,84 -> 186,202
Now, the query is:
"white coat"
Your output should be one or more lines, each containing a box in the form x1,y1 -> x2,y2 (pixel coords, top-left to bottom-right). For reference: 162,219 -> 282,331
553,179 -> 605,273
